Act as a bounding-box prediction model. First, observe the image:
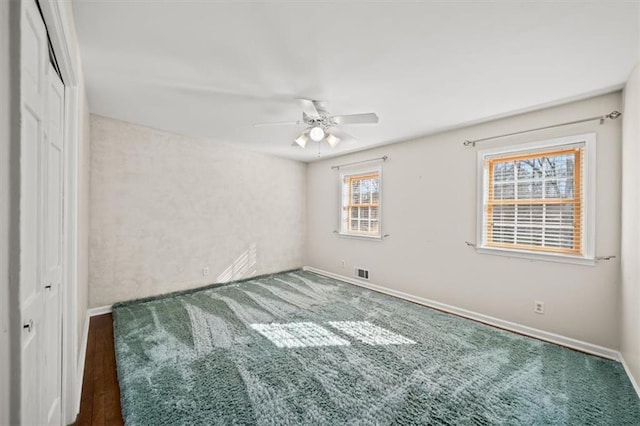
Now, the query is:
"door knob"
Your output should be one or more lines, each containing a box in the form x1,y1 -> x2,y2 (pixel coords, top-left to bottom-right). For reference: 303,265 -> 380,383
23,319 -> 33,333
45,284 -> 52,290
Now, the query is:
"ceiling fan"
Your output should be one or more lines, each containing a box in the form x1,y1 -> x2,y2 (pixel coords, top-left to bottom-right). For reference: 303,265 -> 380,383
253,99 -> 379,148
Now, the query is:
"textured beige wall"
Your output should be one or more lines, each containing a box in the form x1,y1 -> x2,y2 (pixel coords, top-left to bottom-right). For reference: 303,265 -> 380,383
307,92 -> 622,349
621,64 -> 640,383
89,115 -> 306,307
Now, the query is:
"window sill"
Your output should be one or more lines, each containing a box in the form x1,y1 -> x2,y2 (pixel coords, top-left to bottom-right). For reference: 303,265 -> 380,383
336,232 -> 383,241
476,246 -> 595,266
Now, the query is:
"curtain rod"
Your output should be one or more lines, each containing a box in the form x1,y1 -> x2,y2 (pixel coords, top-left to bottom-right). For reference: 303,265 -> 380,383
463,111 -> 622,147
330,155 -> 388,170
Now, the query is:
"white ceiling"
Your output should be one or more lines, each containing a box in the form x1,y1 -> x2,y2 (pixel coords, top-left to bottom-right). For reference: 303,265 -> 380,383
73,1 -> 639,162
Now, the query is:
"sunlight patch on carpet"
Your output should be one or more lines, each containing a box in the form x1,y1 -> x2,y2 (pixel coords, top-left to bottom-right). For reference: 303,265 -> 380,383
251,322 -> 350,348
328,320 -> 416,345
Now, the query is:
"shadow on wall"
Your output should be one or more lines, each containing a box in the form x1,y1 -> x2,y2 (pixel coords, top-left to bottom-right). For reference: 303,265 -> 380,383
217,243 -> 257,283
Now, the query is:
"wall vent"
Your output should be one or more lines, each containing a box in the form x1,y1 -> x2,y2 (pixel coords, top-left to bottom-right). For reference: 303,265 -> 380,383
355,268 -> 369,280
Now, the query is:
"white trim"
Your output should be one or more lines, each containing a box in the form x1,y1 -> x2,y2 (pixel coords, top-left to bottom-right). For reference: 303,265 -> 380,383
88,305 -> 113,317
618,352 -> 640,399
61,83 -> 79,426
303,266 -> 619,361
475,246 -> 596,266
475,133 -> 597,265
335,233 -> 383,241
74,311 -> 90,415
38,2 -> 79,86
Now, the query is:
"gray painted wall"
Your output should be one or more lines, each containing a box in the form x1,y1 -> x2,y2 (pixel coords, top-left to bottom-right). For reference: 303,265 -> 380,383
306,92 -> 623,349
621,63 -> 640,385
0,1 -> 10,422
2,1 -> 20,423
89,115 -> 307,307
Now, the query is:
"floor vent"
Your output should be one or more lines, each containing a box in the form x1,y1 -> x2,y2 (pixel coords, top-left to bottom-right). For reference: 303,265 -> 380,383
355,268 -> 369,280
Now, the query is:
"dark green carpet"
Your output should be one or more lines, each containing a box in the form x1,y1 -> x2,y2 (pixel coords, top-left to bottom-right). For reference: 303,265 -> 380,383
113,270 -> 640,425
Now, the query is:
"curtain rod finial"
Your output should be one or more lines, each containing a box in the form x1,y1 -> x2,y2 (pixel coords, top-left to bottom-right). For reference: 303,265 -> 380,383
601,111 -> 622,125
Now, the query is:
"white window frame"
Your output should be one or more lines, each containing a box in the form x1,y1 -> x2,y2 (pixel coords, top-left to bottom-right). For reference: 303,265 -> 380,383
338,166 -> 383,240
476,133 -> 596,265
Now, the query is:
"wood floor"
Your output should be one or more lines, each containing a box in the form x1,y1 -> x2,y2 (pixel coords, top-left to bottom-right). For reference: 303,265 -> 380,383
75,313 -> 123,426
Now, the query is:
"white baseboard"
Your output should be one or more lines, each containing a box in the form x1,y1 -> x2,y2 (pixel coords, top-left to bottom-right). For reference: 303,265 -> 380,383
75,310 -> 90,415
618,352 -> 640,398
75,305 -> 113,414
88,304 -> 113,317
303,266 -> 620,361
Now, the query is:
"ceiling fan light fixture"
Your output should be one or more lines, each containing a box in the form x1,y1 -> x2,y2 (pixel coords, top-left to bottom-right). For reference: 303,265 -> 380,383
252,99 -> 378,151
326,133 -> 340,147
309,126 -> 325,142
294,132 -> 309,148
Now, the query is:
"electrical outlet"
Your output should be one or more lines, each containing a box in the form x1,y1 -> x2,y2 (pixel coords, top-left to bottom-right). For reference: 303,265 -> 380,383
203,267 -> 209,276
534,301 -> 545,314
340,260 -> 345,268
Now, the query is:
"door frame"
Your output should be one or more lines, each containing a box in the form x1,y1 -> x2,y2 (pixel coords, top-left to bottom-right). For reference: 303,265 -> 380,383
35,2 -> 81,423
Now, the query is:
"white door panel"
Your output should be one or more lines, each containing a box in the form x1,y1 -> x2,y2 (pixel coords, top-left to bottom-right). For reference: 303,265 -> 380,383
43,64 -> 64,426
20,107 -> 41,305
22,10 -> 45,105
21,319 -> 41,426
20,0 -> 47,423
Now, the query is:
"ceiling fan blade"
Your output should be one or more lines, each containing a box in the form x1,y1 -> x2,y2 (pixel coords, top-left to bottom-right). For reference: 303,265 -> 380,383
253,120 -> 300,127
299,99 -> 320,118
327,127 -> 358,145
331,113 -> 379,125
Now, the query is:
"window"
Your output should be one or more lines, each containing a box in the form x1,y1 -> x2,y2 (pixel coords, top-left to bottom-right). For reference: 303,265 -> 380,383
340,168 -> 381,238
478,134 -> 595,263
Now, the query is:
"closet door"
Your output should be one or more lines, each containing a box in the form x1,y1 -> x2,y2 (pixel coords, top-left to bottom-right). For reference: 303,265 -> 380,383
20,2 -> 66,424
20,0 -> 48,423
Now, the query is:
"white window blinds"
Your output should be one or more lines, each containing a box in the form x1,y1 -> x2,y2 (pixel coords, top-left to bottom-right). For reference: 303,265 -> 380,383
340,170 -> 381,237
481,144 -> 585,255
